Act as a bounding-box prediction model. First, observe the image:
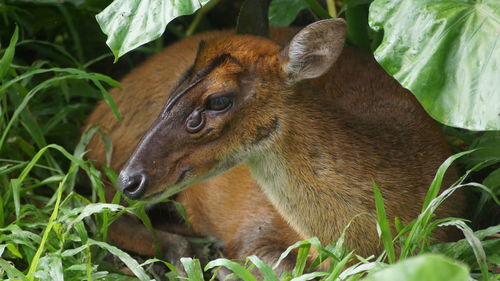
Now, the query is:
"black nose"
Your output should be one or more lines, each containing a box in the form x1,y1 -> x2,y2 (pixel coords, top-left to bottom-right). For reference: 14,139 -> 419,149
117,170 -> 148,199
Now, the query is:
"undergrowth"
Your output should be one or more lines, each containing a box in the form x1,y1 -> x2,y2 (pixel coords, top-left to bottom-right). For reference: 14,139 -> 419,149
0,1 -> 499,280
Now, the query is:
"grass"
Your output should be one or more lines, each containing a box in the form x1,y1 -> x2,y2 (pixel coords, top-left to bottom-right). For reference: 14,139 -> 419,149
0,1 -> 499,280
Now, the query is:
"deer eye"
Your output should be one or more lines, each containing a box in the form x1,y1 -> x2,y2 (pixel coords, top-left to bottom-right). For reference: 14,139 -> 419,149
206,95 -> 232,111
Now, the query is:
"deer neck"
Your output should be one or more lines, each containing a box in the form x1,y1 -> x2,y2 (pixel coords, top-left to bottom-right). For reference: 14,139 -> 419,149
245,94 -> 369,244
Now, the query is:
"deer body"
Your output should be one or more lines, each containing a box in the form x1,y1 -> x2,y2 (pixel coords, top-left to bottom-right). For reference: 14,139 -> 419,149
86,19 -> 465,270
246,45 -> 459,253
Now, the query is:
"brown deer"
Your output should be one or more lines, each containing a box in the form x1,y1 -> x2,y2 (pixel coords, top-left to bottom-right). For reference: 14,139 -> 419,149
85,19 -> 465,273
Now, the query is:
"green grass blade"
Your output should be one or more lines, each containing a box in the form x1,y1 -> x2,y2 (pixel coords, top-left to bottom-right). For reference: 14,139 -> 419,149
9,178 -> 21,220
421,150 -> 474,211
141,258 -> 180,276
180,257 -> 204,281
0,74 -> 80,151
126,202 -> 161,257
248,255 -> 279,281
88,239 -> 151,281
338,262 -> 378,280
0,196 -> 4,228
274,237 -> 322,271
26,163 -> 77,280
17,40 -> 80,67
0,257 -> 25,279
293,242 -> 311,276
90,77 -> 121,121
96,129 -> 114,167
290,271 -> 328,281
0,26 -> 18,80
373,180 -> 395,263
402,150 -> 474,258
439,220 -> 489,281
0,67 -> 118,96
205,258 -> 258,281
0,69 -> 120,151
323,252 -> 353,281
69,203 -> 123,227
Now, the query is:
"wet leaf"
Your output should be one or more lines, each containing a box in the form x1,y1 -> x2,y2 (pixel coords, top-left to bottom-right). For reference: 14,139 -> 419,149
96,0 -> 210,60
369,0 -> 500,130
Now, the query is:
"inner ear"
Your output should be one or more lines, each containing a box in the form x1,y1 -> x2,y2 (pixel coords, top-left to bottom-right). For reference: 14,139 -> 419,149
281,18 -> 347,82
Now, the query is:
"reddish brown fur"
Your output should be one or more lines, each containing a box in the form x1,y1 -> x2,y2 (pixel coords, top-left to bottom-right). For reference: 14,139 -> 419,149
85,24 -> 465,271
86,29 -> 302,270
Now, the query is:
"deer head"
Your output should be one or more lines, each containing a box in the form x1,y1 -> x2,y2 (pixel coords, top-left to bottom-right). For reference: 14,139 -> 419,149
117,19 -> 347,201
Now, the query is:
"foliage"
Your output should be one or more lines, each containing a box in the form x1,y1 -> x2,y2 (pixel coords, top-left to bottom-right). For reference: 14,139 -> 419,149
0,0 -> 498,280
363,254 -> 470,281
369,0 -> 500,131
268,0 -> 309,27
96,0 -> 211,60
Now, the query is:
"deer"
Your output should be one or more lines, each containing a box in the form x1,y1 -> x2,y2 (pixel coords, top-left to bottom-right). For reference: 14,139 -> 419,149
85,18 -> 466,274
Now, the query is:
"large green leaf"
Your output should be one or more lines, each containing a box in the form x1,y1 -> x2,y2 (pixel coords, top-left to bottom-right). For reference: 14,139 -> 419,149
369,0 -> 500,130
96,0 -> 210,60
364,254 -> 469,281
268,0 -> 308,27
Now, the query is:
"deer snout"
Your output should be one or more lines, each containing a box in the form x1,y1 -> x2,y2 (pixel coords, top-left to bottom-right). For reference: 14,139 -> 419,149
117,169 -> 149,199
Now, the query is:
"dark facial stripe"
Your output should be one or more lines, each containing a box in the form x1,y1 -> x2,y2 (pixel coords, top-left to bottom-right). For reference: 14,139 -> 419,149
161,53 -> 240,119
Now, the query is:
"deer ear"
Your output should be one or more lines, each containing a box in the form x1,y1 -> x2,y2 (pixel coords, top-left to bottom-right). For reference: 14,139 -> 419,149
281,18 -> 346,82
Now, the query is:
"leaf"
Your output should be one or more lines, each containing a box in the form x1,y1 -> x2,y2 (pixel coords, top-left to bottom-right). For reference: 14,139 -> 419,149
0,258 -> 25,279
364,254 -> 469,281
344,1 -> 371,52
290,271 -> 328,281
466,132 -> 500,168
483,168 -> 500,192
338,0 -> 373,15
0,26 -> 18,80
401,151 -> 474,258
430,225 -> 499,271
372,181 -> 395,264
34,255 -> 64,281
26,163 -> 77,281
323,252 -> 353,281
292,242 -> 310,276
247,255 -> 279,281
273,237 -> 322,271
303,0 -> 330,19
96,0 -> 210,60
421,150 -> 473,211
369,0 -> 500,130
180,257 -> 204,281
438,220 -> 488,281
88,239 -> 151,281
69,203 -> 123,227
6,243 -> 23,258
205,258 -> 258,281
268,0 -> 308,27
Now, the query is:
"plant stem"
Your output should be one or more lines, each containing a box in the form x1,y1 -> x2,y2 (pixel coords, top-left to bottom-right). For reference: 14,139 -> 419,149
186,0 -> 222,37
326,0 -> 337,17
304,0 -> 331,19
